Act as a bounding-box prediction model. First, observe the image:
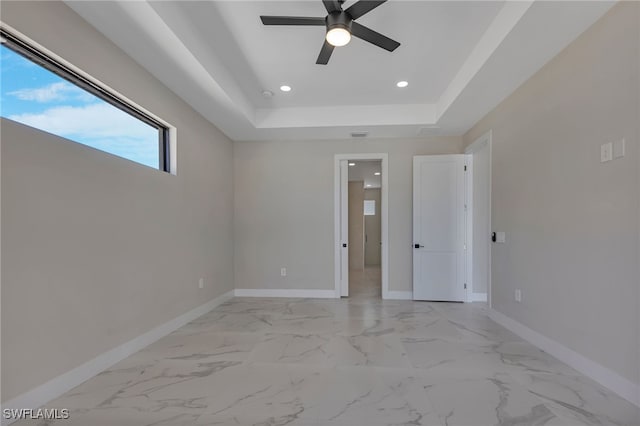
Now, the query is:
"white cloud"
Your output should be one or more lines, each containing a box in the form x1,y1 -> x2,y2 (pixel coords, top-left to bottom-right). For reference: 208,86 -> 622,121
9,103 -> 156,139
8,103 -> 159,167
9,81 -> 93,103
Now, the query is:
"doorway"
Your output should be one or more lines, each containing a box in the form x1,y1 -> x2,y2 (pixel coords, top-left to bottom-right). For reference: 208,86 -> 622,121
411,144 -> 492,304
334,154 -> 389,299
348,160 -> 382,299
465,131 -> 492,305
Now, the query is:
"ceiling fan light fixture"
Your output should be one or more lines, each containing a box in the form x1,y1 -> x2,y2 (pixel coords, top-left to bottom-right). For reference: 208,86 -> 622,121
325,12 -> 352,47
326,27 -> 351,47
260,1 -> 400,65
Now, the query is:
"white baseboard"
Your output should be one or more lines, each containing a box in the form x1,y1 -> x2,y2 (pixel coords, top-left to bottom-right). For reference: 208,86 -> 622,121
469,292 -> 488,302
235,288 -> 414,300
383,291 -> 413,300
489,309 -> 640,408
234,288 -> 338,299
0,290 -> 235,426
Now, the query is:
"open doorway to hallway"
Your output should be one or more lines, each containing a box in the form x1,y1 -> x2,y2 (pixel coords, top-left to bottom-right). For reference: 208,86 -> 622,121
334,153 -> 389,299
347,160 -> 382,299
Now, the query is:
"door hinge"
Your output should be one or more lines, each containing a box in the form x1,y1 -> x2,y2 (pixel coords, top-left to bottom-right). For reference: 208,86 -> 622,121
464,165 -> 467,171
464,283 -> 467,289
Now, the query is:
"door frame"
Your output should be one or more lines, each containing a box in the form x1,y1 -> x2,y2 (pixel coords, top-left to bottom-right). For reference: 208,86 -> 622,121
334,153 -> 389,298
464,154 -> 473,303
464,130 -> 493,307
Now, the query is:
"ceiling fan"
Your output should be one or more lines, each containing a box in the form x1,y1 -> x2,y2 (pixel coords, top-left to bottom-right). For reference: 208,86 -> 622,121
260,0 -> 400,65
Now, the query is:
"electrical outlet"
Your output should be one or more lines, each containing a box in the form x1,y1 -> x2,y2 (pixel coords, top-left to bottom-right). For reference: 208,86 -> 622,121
613,138 -> 626,159
515,289 -> 522,303
601,142 -> 613,163
198,278 -> 204,289
280,268 -> 287,277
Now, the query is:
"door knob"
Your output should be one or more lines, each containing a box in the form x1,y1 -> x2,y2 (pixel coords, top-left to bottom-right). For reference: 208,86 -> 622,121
414,244 -> 424,249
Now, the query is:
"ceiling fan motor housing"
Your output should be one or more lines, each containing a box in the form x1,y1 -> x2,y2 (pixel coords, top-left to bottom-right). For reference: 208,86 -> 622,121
326,11 -> 352,32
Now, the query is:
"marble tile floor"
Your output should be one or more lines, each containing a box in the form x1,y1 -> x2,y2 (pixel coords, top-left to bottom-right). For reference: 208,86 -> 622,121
348,266 -> 381,299
15,294 -> 639,425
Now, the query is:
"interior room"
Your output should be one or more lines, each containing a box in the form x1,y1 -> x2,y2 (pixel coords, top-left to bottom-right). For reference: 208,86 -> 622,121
1,1 -> 639,425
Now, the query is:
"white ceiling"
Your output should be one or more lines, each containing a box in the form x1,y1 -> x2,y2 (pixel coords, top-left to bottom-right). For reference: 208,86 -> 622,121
348,160 -> 382,188
66,0 -> 615,142
212,1 -> 504,108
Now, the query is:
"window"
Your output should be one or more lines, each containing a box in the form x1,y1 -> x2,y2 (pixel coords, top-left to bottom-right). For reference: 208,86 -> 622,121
0,29 -> 171,171
364,200 -> 376,216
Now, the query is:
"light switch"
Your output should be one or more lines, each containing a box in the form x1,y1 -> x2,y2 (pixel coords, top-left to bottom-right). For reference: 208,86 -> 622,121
613,138 -> 625,159
601,142 -> 612,163
496,232 -> 506,243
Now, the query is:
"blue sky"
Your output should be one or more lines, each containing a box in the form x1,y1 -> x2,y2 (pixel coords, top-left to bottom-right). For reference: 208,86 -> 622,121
1,45 -> 159,169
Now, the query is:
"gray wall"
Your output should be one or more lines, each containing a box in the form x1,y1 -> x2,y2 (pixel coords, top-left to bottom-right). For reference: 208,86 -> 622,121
464,2 -> 639,384
364,188 -> 381,266
233,137 -> 462,292
1,1 -> 234,401
348,181 -> 365,271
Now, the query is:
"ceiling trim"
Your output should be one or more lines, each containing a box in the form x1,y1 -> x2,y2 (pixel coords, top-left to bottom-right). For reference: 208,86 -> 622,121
66,0 -> 616,141
115,1 -> 247,117
436,1 -> 532,119
255,103 -> 437,128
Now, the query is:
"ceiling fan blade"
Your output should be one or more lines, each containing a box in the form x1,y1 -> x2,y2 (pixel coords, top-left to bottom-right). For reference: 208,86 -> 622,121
350,21 -> 400,52
260,16 -> 326,26
345,0 -> 387,20
322,0 -> 342,13
316,40 -> 335,65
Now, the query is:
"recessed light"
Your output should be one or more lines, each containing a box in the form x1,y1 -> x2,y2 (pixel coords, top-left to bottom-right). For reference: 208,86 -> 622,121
396,81 -> 408,88
348,162 -> 356,166
280,85 -> 292,92
374,172 -> 381,176
261,90 -> 274,98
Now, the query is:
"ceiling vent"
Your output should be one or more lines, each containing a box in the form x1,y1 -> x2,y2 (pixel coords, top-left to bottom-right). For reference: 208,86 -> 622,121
418,126 -> 441,136
350,131 -> 369,138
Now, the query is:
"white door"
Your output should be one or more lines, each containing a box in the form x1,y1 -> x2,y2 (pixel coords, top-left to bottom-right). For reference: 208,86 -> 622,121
413,155 -> 466,301
339,159 -> 349,296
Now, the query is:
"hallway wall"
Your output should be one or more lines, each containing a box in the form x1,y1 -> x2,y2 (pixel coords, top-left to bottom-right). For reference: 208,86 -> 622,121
364,188 -> 381,266
348,181 -> 365,270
